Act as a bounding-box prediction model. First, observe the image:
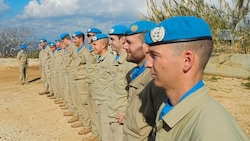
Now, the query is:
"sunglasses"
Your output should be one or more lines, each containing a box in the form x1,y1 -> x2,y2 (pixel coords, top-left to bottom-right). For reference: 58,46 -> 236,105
87,34 -> 95,37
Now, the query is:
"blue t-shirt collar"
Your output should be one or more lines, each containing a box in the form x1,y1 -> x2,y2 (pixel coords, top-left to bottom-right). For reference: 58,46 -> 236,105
76,44 -> 85,53
159,80 -> 204,120
115,54 -> 119,60
131,61 -> 147,80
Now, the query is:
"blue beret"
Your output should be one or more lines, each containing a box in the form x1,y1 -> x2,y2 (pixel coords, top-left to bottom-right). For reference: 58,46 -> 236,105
91,33 -> 108,42
56,38 -> 62,42
40,38 -> 47,43
145,16 -> 212,46
49,42 -> 55,47
59,33 -> 69,40
72,31 -> 84,37
47,41 -> 51,45
87,28 -> 102,34
55,38 -> 60,42
126,20 -> 156,36
20,44 -> 27,49
108,25 -> 128,35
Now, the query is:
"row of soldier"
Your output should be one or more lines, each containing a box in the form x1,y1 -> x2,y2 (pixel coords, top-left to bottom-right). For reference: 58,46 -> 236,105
36,16 -> 249,141
37,21 -> 166,141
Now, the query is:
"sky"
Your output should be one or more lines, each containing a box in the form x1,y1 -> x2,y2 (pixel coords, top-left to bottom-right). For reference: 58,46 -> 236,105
0,0 -> 149,42
0,0 -> 248,43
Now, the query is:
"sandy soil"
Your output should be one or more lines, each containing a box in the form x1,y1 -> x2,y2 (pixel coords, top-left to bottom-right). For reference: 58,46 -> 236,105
0,58 -> 249,141
0,59 -> 87,141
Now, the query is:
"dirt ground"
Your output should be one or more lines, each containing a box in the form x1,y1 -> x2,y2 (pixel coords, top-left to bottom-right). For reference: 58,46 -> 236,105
0,59 -> 89,141
0,58 -> 249,141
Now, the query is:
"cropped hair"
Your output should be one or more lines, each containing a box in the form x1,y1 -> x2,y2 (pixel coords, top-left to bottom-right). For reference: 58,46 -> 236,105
171,40 -> 213,71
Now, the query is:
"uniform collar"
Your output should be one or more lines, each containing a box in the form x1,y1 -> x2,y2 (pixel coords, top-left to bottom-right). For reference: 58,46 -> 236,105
159,80 -> 204,119
113,52 -> 127,65
97,51 -> 109,63
161,86 -> 208,128
129,69 -> 151,89
76,44 -> 85,53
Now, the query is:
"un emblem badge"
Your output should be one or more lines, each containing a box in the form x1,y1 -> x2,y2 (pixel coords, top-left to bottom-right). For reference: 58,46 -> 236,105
150,26 -> 165,42
109,28 -> 114,34
131,25 -> 138,32
92,36 -> 97,41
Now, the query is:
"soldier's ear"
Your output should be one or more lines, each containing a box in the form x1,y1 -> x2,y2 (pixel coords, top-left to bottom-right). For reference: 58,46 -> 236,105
182,50 -> 194,73
142,43 -> 149,54
120,36 -> 126,44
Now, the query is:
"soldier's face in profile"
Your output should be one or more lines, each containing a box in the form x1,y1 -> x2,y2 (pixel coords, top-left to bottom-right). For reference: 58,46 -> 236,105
73,36 -> 81,47
146,44 -> 179,89
91,40 -> 102,55
61,42 -> 66,49
41,42 -> 46,46
109,35 -> 122,52
124,34 -> 146,64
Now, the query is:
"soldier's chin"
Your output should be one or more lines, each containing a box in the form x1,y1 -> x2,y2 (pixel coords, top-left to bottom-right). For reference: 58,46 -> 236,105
125,56 -> 133,62
153,79 -> 162,88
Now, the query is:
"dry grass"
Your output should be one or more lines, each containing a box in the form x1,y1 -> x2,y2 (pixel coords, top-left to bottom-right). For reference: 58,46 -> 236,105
142,0 -> 250,54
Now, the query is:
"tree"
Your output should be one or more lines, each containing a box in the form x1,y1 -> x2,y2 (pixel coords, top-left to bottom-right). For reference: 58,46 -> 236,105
142,0 -> 250,54
0,26 -> 38,57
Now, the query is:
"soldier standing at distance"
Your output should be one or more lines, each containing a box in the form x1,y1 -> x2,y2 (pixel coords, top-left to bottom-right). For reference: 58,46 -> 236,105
17,44 -> 29,85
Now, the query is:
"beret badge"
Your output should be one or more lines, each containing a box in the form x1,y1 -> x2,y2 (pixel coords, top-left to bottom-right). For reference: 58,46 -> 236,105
150,26 -> 165,43
109,28 -> 114,34
131,25 -> 138,32
92,36 -> 97,41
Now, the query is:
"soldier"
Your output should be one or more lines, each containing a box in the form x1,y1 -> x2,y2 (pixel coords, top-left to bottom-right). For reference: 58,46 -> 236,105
58,33 -> 78,120
50,39 -> 64,102
144,16 -> 249,141
71,31 -> 92,135
91,33 -> 115,141
83,28 -> 102,141
39,38 -> 51,95
123,21 -> 166,141
38,43 -> 43,79
107,25 -> 136,141
17,44 -> 29,85
47,42 -> 57,97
